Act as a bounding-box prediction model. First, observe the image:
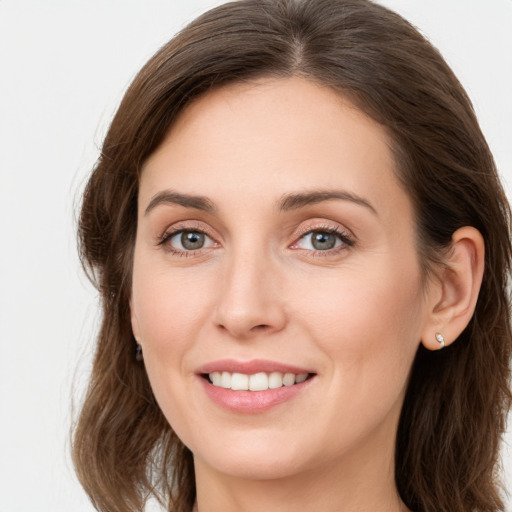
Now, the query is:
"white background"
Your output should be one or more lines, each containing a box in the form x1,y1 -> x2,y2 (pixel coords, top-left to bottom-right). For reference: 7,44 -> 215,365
1,1 -> 511,511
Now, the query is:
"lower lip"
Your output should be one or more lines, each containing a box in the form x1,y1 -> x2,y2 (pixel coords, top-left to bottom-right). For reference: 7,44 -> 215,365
199,376 -> 313,413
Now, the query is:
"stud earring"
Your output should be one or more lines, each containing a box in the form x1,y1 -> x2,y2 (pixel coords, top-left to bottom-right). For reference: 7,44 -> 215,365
435,332 -> 445,349
134,335 -> 143,362
135,343 -> 143,361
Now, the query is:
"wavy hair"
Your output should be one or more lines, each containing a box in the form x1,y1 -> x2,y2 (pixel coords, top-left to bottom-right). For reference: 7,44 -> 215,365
73,1 -> 512,511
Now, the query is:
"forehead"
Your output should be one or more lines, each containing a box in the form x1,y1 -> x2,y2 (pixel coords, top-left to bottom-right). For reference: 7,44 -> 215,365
141,77 -> 410,223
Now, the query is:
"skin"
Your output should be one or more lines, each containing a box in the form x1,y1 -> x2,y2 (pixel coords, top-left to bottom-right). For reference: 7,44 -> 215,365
130,77 -> 484,512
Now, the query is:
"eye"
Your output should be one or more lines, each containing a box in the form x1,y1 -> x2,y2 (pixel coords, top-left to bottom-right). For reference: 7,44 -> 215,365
293,228 -> 352,251
165,230 -> 216,251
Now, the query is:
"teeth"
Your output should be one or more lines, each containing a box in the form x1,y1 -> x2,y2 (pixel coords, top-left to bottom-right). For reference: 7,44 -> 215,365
283,373 -> 295,386
249,372 -> 268,391
295,373 -> 308,383
268,371 -> 283,389
210,371 -> 222,386
231,373 -> 249,390
208,371 -> 309,391
221,371 -> 231,389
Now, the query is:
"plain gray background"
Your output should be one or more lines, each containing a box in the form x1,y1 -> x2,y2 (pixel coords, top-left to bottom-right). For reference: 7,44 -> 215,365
1,1 -> 511,510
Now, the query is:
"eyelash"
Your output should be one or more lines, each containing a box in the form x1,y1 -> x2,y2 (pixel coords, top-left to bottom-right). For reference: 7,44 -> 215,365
157,223 -> 354,257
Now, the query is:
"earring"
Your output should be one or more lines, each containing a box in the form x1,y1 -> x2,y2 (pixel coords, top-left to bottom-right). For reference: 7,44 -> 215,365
134,336 -> 143,362
135,343 -> 143,361
435,332 -> 445,349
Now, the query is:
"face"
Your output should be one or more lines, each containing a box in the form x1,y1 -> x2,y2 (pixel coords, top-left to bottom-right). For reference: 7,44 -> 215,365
131,77 -> 433,481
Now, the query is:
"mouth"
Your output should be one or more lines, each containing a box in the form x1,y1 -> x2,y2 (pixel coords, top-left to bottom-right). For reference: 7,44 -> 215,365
202,371 -> 313,391
196,359 -> 316,413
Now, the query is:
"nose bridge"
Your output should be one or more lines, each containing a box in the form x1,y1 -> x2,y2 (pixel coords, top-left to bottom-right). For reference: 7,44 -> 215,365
214,239 -> 286,338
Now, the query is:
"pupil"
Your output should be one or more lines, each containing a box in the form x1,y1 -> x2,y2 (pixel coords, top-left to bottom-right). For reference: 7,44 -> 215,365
312,232 -> 336,250
181,231 -> 205,250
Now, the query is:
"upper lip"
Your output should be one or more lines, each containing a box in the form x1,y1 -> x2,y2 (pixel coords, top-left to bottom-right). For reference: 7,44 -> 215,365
195,359 -> 314,375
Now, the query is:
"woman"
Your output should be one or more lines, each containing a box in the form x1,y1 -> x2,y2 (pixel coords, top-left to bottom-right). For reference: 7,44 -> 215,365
72,0 -> 512,511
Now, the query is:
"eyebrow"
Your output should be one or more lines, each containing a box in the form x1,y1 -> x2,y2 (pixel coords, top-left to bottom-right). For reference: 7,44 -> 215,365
144,188 -> 377,216
278,190 -> 378,215
144,190 -> 216,215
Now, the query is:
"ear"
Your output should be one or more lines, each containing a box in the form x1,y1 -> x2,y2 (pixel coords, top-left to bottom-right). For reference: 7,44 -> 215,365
421,226 -> 485,350
130,298 -> 142,344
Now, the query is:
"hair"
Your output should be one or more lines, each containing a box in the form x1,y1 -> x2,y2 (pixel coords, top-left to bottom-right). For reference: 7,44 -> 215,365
72,0 -> 512,511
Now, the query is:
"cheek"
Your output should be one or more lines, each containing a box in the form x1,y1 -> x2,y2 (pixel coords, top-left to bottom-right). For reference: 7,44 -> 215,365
131,264 -> 211,437
283,260 -> 424,455
130,261 -> 224,424
292,257 -> 424,380
132,263 -> 213,353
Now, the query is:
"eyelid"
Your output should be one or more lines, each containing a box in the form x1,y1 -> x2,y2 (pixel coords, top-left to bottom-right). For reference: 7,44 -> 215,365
293,221 -> 354,241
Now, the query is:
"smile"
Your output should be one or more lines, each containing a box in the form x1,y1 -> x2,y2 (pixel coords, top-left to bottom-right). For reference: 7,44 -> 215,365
208,371 -> 310,391
196,359 -> 316,413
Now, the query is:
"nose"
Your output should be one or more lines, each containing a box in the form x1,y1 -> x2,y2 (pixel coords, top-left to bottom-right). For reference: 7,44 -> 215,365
213,247 -> 287,340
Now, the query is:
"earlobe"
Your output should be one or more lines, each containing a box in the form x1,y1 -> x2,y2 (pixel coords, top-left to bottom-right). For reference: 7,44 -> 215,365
130,298 -> 141,343
130,300 -> 144,361
421,226 -> 485,351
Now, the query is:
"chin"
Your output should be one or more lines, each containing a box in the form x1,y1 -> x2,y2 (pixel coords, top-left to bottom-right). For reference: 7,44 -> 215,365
192,434 -> 314,480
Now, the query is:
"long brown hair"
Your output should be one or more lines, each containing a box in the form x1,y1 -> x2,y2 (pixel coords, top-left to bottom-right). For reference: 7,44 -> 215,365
73,1 -> 512,511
